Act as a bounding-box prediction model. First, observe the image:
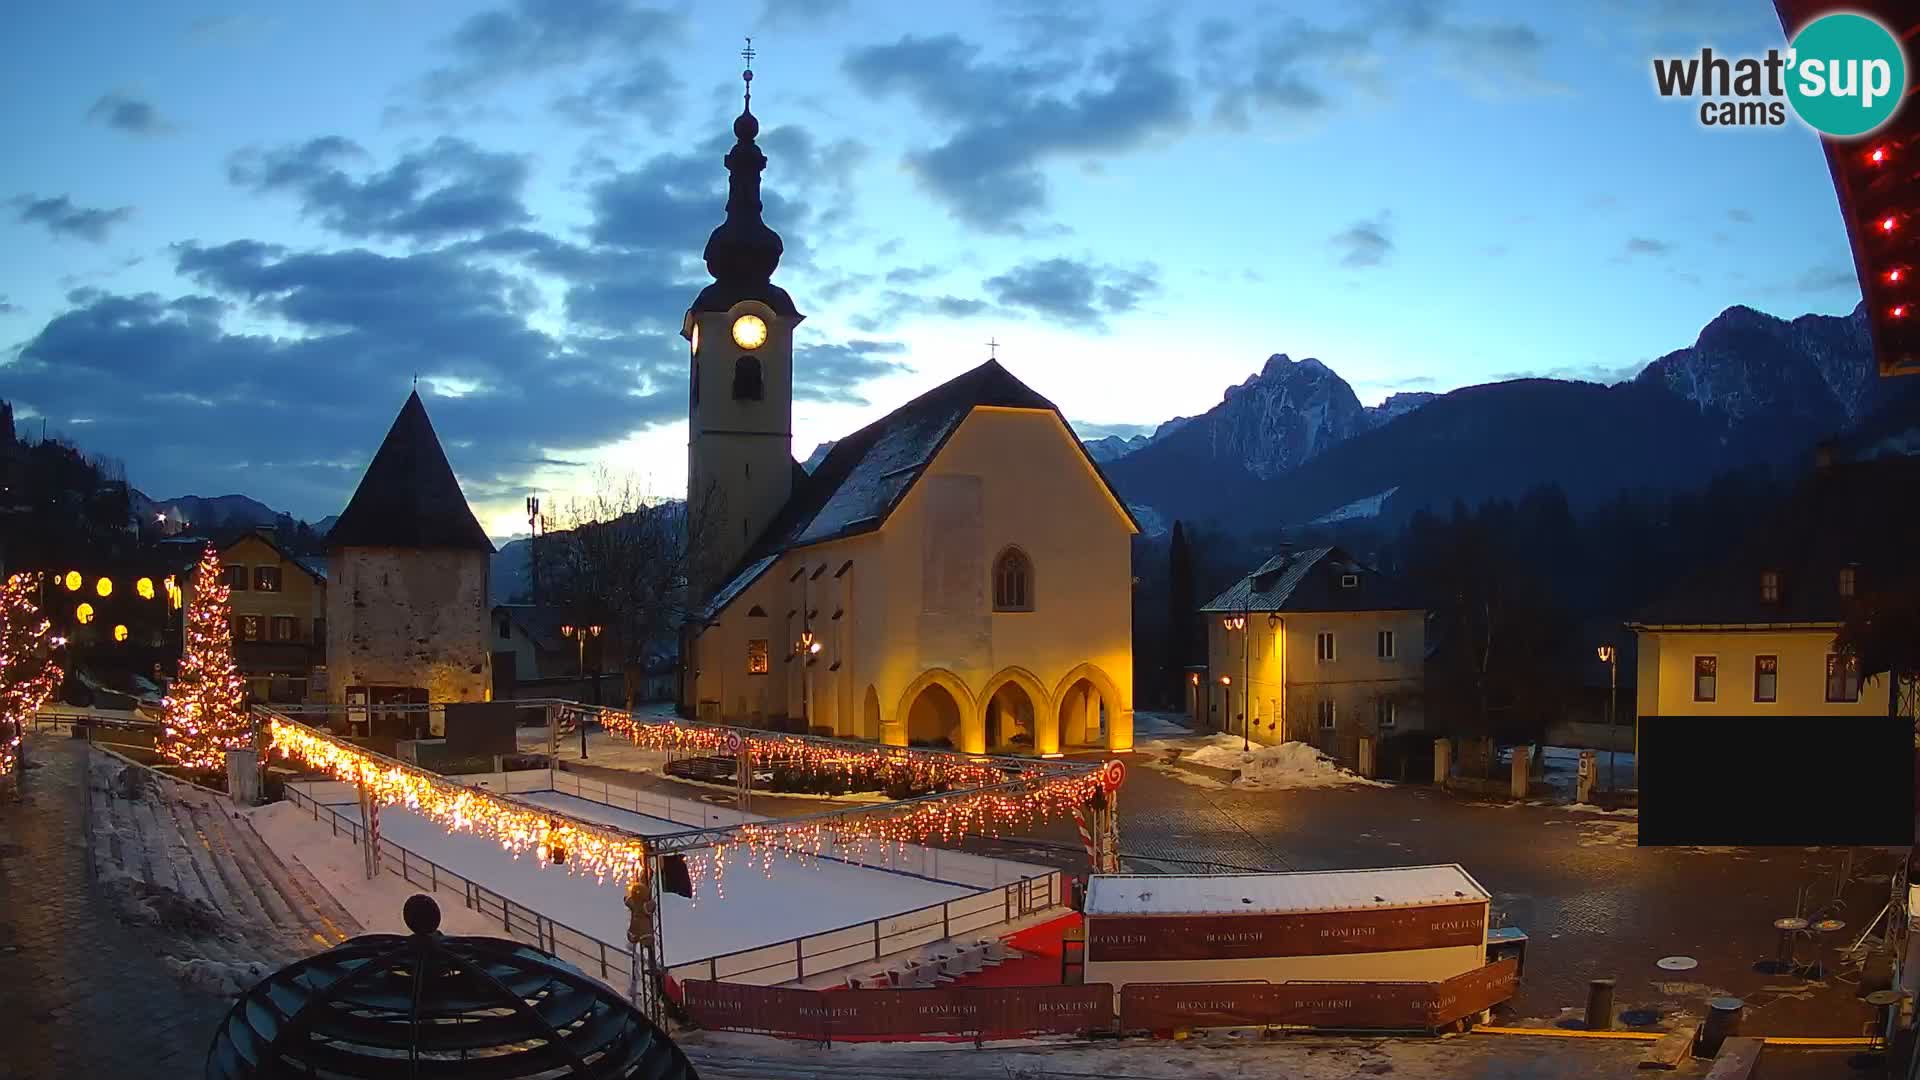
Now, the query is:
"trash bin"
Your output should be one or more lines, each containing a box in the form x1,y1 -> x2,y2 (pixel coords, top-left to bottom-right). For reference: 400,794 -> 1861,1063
1487,926 -> 1528,978
1698,997 -> 1744,1056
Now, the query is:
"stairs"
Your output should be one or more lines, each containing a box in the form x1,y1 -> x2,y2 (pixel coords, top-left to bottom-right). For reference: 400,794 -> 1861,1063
86,750 -> 362,981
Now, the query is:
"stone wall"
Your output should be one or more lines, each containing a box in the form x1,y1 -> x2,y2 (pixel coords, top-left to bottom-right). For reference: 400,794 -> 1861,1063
326,548 -> 490,713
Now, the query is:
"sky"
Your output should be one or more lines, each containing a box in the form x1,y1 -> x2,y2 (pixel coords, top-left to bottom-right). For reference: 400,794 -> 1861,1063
0,0 -> 1865,539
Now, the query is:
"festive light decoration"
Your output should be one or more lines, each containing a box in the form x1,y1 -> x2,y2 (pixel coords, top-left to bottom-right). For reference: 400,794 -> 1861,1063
267,716 -> 654,887
63,572 -> 81,592
95,577 -> 113,598
136,577 -> 155,600
1,574 -> 64,783
75,603 -> 94,625
112,624 -> 129,643
160,546 -> 250,772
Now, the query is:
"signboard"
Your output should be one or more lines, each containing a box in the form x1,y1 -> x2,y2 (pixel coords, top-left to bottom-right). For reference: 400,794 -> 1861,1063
682,981 -> 1112,1038
1087,901 -> 1487,962
1117,958 -> 1519,1032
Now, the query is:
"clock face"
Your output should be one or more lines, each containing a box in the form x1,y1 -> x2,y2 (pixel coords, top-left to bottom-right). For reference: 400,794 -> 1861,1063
731,314 -> 768,350
690,323 -> 701,355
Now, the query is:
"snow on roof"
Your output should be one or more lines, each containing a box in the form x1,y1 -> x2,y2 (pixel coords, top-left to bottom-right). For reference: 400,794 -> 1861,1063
1086,865 -> 1489,917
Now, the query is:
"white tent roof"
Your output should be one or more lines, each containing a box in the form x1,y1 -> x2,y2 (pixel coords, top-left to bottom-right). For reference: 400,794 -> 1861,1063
1086,865 -> 1489,917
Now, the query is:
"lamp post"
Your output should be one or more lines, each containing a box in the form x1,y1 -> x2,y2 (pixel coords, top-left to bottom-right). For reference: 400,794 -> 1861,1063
1222,612 -> 1248,750
562,623 -> 601,759
797,630 -> 821,731
1596,644 -> 1618,791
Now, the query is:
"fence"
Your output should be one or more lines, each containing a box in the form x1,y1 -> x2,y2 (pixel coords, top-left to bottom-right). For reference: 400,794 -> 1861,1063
279,783 -> 639,994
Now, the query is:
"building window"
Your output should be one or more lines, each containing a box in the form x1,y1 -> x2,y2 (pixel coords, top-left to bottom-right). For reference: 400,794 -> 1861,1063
1754,655 -> 1778,703
1759,570 -> 1780,603
1316,631 -> 1336,662
1376,697 -> 1396,729
238,615 -> 263,641
1692,656 -> 1716,702
992,547 -> 1033,611
254,566 -> 282,592
270,616 -> 297,642
747,639 -> 769,675
1377,629 -> 1396,660
225,565 -> 248,591
1839,565 -> 1857,599
732,355 -> 763,400
498,616 -> 512,640
314,618 -> 326,644
1826,654 -> 1861,703
1317,699 -> 1337,730
1340,573 -> 1359,589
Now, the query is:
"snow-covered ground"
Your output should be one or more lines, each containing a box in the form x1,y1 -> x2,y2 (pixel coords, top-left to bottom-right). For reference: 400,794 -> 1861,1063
1140,731 -> 1387,791
264,790 -> 977,968
517,727 -> 892,803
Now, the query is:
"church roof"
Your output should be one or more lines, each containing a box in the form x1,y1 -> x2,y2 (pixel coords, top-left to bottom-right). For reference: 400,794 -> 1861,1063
326,391 -> 494,553
701,359 -> 1139,619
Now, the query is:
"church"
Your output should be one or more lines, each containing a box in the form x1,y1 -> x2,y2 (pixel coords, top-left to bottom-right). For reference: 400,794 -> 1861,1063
678,71 -> 1136,756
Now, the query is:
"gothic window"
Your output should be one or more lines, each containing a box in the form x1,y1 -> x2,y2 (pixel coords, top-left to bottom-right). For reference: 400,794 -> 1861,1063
732,355 -> 763,400
992,547 -> 1033,611
747,639 -> 769,675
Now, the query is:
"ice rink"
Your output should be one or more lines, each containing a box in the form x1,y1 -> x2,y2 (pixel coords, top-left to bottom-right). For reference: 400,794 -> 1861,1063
322,790 -> 977,968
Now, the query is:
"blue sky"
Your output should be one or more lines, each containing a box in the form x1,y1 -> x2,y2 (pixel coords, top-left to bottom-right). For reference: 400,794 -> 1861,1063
0,0 -> 1864,537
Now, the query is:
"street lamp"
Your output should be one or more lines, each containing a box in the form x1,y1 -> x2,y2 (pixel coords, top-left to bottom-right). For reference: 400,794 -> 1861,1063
1596,644 -> 1618,791
797,630 -> 822,730
1222,609 -> 1254,751
561,623 -> 602,758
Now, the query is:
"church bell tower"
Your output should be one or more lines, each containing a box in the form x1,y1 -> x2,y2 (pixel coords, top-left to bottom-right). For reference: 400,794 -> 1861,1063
684,43 -> 803,607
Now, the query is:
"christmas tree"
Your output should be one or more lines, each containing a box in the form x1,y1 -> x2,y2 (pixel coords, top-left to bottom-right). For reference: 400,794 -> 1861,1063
161,546 -> 250,772
0,573 -> 63,785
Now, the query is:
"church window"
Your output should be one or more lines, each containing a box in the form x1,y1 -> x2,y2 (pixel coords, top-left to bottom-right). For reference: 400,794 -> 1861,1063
733,355 -> 763,400
992,547 -> 1033,611
747,639 -> 769,674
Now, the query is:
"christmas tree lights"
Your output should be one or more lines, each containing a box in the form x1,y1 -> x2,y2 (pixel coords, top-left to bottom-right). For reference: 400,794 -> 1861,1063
1,573 -> 64,783
160,546 -> 251,772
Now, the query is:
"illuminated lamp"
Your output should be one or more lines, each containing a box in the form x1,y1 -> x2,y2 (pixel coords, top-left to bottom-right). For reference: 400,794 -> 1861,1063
64,571 -> 82,592
1219,675 -> 1231,686
113,624 -> 128,642
1890,268 -> 1907,284
76,602 -> 95,625
1895,305 -> 1910,319
1869,145 -> 1888,165
137,577 -> 155,600
96,577 -> 113,598
1880,215 -> 1900,234
1188,673 -> 1199,686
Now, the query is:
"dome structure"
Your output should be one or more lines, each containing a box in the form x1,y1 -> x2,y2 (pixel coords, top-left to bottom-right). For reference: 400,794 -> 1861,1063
206,895 -> 697,1079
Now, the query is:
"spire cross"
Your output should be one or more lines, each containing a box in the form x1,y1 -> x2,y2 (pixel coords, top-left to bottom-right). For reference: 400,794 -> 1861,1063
741,37 -> 756,107
986,337 -> 999,359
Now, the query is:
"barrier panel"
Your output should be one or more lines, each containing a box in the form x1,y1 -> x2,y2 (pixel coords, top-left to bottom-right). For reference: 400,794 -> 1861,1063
1117,958 -> 1520,1033
683,980 -> 1112,1039
1088,902 -> 1488,962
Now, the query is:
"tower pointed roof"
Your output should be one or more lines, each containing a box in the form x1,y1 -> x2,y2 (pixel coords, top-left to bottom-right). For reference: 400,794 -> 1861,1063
691,52 -> 802,321
326,391 -> 494,553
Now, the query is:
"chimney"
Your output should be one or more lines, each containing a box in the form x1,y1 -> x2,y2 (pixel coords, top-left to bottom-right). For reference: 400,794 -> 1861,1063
1813,440 -> 1836,470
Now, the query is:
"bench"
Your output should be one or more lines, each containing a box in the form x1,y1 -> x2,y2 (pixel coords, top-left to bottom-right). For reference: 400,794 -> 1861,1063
1702,1037 -> 1762,1080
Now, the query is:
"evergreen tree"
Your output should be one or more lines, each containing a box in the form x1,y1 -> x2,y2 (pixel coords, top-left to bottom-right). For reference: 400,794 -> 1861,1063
161,546 -> 250,772
1167,521 -> 1195,701
1,573 -> 63,789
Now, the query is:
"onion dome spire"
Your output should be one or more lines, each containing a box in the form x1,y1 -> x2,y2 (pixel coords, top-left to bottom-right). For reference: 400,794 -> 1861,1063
695,37 -> 799,320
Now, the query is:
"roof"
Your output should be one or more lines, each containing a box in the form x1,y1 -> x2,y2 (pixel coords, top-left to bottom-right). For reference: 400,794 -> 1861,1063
702,359 -> 1140,619
1085,865 -> 1490,917
1633,455 -> 1920,628
326,392 -> 494,553
1200,545 -> 1422,615
218,530 -> 325,584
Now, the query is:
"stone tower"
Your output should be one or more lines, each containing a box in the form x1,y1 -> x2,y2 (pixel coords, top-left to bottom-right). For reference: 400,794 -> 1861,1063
682,62 -> 803,607
325,391 -> 495,736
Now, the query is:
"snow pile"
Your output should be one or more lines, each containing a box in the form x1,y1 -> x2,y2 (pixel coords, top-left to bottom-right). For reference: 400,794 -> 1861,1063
164,956 -> 271,997
1184,737 -> 1388,790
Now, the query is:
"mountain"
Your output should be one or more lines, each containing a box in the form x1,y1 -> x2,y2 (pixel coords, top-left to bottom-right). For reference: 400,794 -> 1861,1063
1084,434 -> 1149,462
1106,302 -> 1883,534
132,491 -> 293,531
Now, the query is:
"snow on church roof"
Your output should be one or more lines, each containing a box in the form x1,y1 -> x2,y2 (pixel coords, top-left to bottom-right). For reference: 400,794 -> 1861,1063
701,359 -> 1139,620
1086,865 -> 1490,917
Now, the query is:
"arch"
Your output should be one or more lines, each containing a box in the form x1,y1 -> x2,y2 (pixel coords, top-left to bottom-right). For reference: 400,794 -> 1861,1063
991,546 -> 1034,612
980,666 -> 1053,755
732,355 -> 763,400
894,668 -> 978,751
1051,662 -> 1127,752
862,684 -> 881,742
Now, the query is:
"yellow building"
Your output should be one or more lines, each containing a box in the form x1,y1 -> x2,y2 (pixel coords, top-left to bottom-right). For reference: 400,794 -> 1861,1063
679,82 -> 1137,755
199,529 -> 327,704
1198,547 -> 1425,764
1628,455 -> 1916,721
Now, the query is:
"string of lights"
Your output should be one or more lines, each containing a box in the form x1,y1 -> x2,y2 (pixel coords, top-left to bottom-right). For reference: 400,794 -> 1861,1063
159,546 -> 251,772
1,573 -> 65,782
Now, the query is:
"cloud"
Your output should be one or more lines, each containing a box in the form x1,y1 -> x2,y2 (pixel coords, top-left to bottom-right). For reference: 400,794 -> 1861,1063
793,339 -> 910,403
1727,208 -> 1754,224
1790,265 -> 1858,293
886,265 -> 943,285
421,0 -> 684,100
1624,236 -> 1670,256
758,0 -> 849,27
86,91 -> 172,135
550,60 -> 682,131
844,35 -> 1188,228
0,296 -> 16,314
1330,214 -> 1392,268
1493,361 -> 1645,385
229,136 -> 532,242
11,195 -> 134,242
982,257 -> 1157,328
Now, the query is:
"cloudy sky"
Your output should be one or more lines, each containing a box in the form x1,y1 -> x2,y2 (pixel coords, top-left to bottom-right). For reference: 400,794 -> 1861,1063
0,0 -> 1863,538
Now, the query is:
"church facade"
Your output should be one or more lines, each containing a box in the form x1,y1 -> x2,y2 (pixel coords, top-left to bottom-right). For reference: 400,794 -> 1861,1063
679,79 -> 1136,755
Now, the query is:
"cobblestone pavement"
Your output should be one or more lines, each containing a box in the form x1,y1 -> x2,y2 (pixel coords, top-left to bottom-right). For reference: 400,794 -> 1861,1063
0,737 -> 230,1079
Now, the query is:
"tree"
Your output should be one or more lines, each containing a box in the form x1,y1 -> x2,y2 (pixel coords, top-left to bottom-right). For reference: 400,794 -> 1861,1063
1,573 -> 64,791
1836,571 -> 1920,721
1166,521 -> 1195,703
161,546 -> 249,772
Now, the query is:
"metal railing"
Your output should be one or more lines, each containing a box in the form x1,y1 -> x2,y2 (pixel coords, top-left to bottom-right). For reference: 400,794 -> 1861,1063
279,783 -> 638,993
